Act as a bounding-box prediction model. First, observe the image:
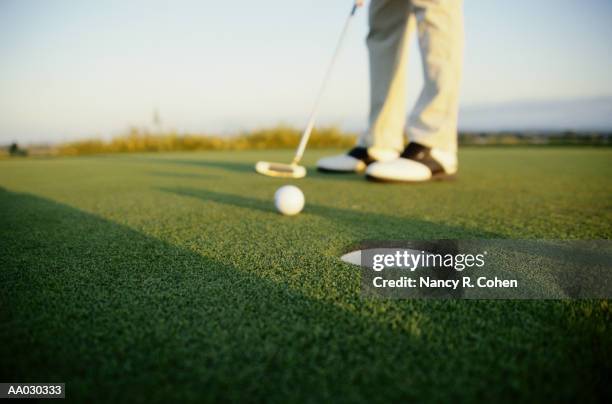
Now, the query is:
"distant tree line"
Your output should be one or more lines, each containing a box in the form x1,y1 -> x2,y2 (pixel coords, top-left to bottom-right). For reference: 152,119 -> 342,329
459,131 -> 611,146
1,128 -> 610,157
51,126 -> 356,156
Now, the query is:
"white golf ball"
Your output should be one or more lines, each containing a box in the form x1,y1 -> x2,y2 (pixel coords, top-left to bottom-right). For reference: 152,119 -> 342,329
274,185 -> 305,216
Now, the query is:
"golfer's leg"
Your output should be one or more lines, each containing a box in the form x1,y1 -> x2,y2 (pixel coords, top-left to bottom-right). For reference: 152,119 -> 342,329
408,0 -> 463,154
316,0 -> 411,173
359,0 -> 412,154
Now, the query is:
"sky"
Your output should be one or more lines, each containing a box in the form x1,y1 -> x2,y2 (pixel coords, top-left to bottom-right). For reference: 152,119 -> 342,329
1,0 -> 612,144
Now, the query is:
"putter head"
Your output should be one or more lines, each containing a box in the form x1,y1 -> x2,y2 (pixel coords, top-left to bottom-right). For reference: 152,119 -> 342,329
255,161 -> 307,179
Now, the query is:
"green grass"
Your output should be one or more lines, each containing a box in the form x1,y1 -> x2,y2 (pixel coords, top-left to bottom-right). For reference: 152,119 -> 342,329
1,148 -> 611,403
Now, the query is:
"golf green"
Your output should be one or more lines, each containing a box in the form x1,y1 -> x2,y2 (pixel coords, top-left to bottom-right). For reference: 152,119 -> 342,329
1,148 -> 611,402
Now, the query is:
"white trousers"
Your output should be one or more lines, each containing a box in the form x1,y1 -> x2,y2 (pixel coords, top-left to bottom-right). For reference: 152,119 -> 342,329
359,0 -> 464,154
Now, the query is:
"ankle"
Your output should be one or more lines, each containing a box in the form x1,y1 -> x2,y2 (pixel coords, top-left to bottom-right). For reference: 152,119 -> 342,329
367,147 -> 400,162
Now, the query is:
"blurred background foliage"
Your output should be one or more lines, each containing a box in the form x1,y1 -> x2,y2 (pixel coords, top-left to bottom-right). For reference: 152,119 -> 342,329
1,127 -> 610,158
55,126 -> 356,156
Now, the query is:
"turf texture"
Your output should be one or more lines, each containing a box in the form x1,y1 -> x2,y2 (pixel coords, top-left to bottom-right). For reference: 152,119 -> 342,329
1,148 -> 611,403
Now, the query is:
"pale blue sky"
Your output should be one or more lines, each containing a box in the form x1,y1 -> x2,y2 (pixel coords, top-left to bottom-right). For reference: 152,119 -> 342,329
1,0 -> 612,143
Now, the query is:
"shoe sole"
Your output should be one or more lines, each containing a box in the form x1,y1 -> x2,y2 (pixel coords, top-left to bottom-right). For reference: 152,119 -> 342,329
366,172 -> 458,183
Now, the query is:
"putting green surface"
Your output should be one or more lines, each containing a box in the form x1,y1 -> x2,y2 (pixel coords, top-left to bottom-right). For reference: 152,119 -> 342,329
1,148 -> 611,402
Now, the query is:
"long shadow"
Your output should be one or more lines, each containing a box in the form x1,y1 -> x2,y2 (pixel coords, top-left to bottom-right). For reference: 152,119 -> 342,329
141,158 -> 255,173
307,169 -> 369,183
122,155 -> 368,182
158,187 -> 612,298
0,187 -> 420,402
148,171 -> 218,180
159,187 -> 612,267
159,186 -> 502,239
0,188 -> 607,402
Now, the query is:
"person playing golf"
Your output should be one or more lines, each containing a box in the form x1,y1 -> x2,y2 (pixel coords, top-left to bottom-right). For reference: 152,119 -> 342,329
318,0 -> 464,182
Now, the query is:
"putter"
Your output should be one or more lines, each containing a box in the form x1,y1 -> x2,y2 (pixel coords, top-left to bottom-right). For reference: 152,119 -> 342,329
255,1 -> 362,178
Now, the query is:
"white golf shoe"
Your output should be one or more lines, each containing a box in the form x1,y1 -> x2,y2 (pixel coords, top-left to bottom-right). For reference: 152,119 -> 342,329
317,147 -> 399,173
366,143 -> 457,183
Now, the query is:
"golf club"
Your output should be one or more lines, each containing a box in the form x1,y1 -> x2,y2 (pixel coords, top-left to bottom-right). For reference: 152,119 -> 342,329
255,1 -> 362,178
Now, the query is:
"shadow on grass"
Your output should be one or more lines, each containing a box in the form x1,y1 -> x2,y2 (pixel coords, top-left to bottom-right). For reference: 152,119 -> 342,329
0,187 -> 421,402
148,171 -> 219,180
1,187 -> 608,402
158,186 -> 501,239
307,170 -> 368,183
131,155 -> 367,182
143,158 -> 254,173
158,187 -> 612,298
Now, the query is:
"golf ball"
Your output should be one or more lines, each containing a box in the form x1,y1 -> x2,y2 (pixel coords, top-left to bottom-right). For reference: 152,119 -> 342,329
274,185 -> 305,216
